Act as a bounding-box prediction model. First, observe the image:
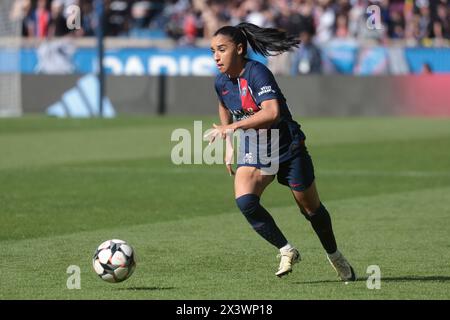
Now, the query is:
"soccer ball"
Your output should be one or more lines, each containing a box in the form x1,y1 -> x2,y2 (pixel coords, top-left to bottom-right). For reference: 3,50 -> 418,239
92,239 -> 136,283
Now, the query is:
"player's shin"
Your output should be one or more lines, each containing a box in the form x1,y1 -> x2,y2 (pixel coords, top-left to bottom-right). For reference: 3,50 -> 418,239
236,194 -> 288,248
304,203 -> 338,254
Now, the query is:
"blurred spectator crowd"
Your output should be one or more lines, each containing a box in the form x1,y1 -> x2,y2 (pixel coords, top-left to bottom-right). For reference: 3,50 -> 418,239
10,0 -> 450,46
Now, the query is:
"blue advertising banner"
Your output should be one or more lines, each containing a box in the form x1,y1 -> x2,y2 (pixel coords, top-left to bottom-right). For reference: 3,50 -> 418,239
320,40 -> 358,74
1,44 -> 267,75
354,47 -> 389,75
16,47 -> 218,75
404,48 -> 450,74
0,50 -> 21,72
2,42 -> 450,75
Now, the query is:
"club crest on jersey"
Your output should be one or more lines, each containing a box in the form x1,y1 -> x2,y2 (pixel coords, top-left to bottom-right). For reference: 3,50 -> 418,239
241,87 -> 247,96
243,153 -> 254,164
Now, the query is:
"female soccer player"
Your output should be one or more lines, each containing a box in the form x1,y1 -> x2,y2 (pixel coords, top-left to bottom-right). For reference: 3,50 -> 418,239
207,23 -> 356,281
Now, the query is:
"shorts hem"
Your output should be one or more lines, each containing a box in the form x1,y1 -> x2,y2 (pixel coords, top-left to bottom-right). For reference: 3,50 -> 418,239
281,176 -> 315,192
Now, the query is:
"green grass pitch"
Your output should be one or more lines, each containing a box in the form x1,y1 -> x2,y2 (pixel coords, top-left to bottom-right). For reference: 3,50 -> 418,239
1,116 -> 450,299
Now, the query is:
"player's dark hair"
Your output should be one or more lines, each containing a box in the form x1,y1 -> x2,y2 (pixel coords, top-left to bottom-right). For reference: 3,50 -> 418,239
213,23 -> 300,57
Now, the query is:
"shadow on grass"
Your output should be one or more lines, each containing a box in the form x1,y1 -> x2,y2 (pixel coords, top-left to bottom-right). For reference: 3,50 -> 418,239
382,276 -> 450,283
294,275 -> 450,285
117,286 -> 176,291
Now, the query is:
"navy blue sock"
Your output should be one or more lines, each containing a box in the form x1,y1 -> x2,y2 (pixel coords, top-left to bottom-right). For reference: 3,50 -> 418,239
236,194 -> 288,249
306,203 -> 337,254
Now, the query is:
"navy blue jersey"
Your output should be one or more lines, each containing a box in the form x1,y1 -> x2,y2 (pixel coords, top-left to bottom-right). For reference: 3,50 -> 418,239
214,59 -> 306,165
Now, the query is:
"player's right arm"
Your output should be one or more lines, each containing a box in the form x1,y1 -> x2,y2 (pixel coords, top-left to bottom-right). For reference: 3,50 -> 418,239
205,77 -> 235,176
218,101 -> 235,176
218,100 -> 232,126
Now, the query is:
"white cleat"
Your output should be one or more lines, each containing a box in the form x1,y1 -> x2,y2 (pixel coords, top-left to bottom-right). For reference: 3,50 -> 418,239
327,250 -> 357,283
275,248 -> 301,278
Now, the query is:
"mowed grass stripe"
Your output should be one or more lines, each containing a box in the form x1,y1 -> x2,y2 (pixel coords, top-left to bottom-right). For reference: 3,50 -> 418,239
1,186 -> 449,299
1,159 -> 450,241
0,116 -> 208,135
1,116 -> 450,140
1,131 -> 450,241
2,117 -> 450,171
0,127 -> 173,170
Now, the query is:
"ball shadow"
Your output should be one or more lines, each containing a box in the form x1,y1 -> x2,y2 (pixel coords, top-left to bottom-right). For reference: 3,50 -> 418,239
117,286 -> 176,291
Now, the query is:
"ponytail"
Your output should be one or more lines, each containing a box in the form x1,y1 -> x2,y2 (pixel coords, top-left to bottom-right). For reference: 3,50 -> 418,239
214,23 -> 300,57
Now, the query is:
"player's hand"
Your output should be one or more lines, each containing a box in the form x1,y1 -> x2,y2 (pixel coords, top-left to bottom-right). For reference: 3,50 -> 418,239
204,124 -> 235,176
203,124 -> 235,144
203,128 -> 220,145
213,123 -> 235,139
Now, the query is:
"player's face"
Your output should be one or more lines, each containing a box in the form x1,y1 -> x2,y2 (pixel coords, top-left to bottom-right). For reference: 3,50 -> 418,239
210,34 -> 243,74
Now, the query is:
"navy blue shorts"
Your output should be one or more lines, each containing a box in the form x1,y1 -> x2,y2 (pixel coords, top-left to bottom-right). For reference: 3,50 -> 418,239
237,140 -> 315,192
276,141 -> 315,192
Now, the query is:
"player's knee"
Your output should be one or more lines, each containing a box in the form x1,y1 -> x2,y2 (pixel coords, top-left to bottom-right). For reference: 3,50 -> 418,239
235,194 -> 260,217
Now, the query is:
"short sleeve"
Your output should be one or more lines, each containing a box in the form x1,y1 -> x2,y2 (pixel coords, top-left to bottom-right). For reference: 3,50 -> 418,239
249,62 -> 280,106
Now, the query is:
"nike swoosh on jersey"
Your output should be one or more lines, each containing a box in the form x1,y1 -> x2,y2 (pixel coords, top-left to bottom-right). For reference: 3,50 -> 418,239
222,90 -> 229,95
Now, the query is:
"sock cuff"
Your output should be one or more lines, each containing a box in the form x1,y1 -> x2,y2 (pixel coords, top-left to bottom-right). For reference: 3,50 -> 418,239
235,194 -> 260,202
280,243 -> 294,252
310,202 -> 328,218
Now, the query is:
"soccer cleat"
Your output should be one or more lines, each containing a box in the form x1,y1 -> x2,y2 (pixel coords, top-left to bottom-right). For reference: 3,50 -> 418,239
275,248 -> 301,277
327,250 -> 357,283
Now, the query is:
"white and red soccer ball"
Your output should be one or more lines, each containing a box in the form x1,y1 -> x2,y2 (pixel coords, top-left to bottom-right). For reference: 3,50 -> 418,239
92,239 -> 136,283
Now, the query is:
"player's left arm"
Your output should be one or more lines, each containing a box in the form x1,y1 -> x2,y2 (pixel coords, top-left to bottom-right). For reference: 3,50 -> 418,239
212,63 -> 281,136
232,99 -> 279,130
211,99 -> 279,137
